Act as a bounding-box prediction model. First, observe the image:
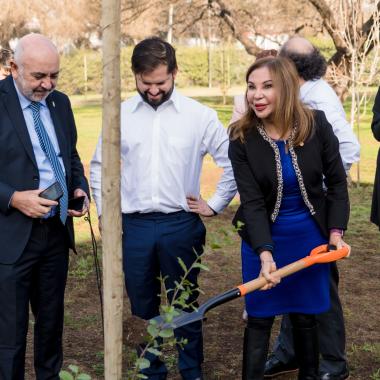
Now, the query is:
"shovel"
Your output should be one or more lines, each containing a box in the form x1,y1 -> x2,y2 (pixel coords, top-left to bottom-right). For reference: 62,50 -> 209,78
152,244 -> 350,330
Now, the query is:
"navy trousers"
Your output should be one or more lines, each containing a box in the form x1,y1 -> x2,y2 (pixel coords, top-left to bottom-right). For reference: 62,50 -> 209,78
122,211 -> 206,380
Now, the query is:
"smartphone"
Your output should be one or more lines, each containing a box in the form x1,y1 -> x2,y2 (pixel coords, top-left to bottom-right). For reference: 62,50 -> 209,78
68,196 -> 85,211
39,182 -> 63,201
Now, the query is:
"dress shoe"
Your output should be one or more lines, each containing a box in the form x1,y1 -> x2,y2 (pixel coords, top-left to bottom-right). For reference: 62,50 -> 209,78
264,354 -> 298,378
320,369 -> 350,380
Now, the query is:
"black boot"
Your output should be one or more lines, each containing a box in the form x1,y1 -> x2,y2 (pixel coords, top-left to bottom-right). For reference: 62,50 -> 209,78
292,325 -> 319,380
242,317 -> 273,380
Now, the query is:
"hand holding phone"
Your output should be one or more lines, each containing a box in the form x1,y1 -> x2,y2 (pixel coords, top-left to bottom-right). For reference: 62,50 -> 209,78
39,182 -> 63,201
68,196 -> 85,211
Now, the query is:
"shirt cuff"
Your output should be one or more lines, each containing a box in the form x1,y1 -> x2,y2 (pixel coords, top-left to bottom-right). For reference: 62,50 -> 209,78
207,194 -> 229,214
208,205 -> 217,216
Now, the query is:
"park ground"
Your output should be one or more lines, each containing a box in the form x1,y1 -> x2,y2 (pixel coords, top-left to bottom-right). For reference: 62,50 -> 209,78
25,92 -> 380,379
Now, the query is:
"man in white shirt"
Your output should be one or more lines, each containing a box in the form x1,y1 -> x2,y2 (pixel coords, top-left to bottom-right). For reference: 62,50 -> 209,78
90,37 -> 236,380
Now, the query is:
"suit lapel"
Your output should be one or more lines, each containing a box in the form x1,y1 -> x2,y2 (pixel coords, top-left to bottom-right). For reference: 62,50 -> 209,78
1,77 -> 38,168
46,94 -> 70,175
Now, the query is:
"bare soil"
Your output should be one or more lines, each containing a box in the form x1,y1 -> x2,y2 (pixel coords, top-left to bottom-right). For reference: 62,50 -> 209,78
24,187 -> 380,380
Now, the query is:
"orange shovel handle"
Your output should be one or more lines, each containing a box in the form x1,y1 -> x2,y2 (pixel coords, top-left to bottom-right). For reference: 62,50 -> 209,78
238,245 -> 349,296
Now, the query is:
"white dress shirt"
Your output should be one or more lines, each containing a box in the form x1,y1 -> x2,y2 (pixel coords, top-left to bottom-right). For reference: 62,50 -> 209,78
90,88 -> 237,216
300,79 -> 360,171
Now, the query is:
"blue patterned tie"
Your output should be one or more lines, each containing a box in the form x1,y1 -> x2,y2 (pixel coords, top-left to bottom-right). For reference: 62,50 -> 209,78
29,101 -> 68,224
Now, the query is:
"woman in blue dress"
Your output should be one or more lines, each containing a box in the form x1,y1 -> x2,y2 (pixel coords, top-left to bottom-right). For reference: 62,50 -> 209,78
228,57 -> 350,380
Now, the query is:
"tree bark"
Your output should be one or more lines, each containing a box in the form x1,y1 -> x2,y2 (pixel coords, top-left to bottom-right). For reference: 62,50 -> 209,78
101,0 -> 123,379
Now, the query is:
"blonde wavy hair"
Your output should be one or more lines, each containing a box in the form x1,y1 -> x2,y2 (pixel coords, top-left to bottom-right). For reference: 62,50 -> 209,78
229,56 -> 314,146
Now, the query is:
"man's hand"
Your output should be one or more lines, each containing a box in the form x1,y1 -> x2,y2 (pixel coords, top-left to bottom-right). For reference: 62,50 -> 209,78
186,195 -> 215,217
11,189 -> 58,218
68,188 -> 89,217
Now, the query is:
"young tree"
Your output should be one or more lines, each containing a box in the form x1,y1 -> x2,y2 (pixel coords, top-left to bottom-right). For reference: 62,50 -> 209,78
328,0 -> 380,183
101,0 -> 123,379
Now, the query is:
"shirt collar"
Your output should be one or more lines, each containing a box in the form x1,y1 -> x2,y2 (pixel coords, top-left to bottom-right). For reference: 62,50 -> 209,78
130,86 -> 180,113
13,79 -> 48,111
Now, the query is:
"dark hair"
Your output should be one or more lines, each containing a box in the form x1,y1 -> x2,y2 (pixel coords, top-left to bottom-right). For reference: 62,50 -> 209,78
131,37 -> 177,75
279,47 -> 327,81
0,49 -> 12,68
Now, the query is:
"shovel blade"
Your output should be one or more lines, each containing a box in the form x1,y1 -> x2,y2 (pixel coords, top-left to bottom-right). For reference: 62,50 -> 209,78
151,309 -> 204,330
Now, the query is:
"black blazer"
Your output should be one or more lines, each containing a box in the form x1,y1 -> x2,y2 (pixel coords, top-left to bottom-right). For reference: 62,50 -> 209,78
228,110 -> 349,251
0,76 -> 89,264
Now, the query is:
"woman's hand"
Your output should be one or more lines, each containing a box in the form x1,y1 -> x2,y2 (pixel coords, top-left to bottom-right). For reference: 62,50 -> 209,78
329,231 -> 351,258
259,250 -> 281,290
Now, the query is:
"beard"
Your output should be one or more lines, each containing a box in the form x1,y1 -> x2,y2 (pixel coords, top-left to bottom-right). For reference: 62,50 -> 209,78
18,75 -> 54,101
137,84 -> 174,110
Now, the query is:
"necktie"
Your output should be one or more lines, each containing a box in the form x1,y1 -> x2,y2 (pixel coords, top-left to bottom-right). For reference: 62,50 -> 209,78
29,101 -> 68,224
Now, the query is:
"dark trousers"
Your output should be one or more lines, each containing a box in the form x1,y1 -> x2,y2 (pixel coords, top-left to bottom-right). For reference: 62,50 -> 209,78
122,211 -> 206,380
0,217 -> 69,380
272,262 -> 348,374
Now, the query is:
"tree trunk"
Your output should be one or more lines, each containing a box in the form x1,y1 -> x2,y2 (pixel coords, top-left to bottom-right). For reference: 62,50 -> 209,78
167,3 -> 174,43
101,0 -> 123,379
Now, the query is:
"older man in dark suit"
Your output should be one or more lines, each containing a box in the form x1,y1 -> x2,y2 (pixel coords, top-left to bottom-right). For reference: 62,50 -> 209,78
0,33 -> 89,380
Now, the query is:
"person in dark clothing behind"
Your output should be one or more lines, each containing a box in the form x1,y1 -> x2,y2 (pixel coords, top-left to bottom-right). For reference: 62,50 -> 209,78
371,87 -> 380,229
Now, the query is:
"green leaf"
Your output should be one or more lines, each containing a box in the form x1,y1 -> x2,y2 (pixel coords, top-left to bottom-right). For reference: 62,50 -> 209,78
192,262 -> 210,271
68,365 -> 79,374
147,324 -> 159,338
159,328 -> 174,338
136,374 -> 148,379
235,220 -> 245,231
147,347 -> 162,356
164,313 -> 174,323
210,242 -> 222,249
59,371 -> 74,380
136,357 -> 151,370
77,374 -> 92,380
161,305 -> 174,314
177,257 -> 188,274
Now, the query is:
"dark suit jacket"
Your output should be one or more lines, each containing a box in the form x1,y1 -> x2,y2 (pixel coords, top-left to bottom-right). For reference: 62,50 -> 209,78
0,76 -> 89,264
371,87 -> 380,228
228,110 -> 349,251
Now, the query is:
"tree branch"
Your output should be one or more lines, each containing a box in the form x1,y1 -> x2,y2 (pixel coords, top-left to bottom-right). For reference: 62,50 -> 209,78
307,0 -> 349,55
209,0 -> 262,56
